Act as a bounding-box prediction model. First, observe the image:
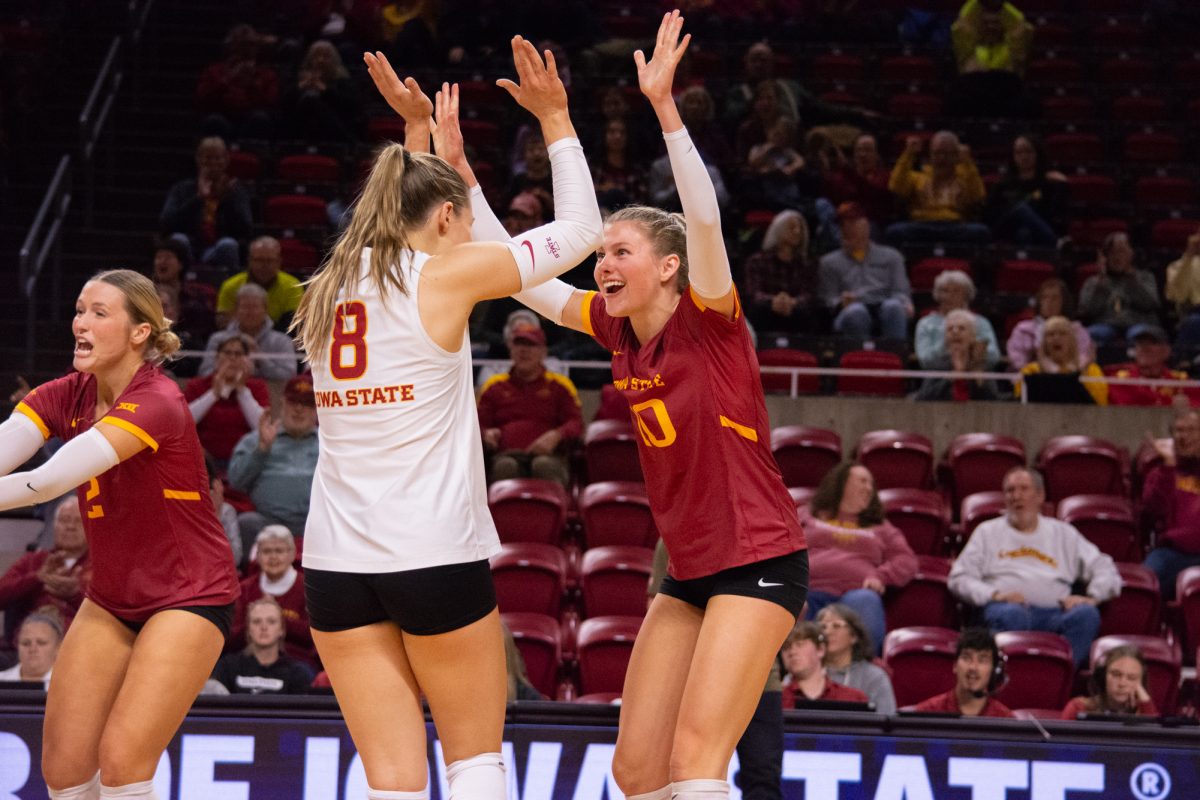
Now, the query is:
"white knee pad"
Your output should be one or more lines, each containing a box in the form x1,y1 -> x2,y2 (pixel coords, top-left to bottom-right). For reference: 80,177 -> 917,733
368,788 -> 430,800
672,779 -> 730,800
626,786 -> 672,800
47,772 -> 100,800
98,779 -> 158,799
446,752 -> 506,800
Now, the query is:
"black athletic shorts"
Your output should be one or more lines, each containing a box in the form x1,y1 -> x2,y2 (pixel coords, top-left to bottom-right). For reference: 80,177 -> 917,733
114,603 -> 236,638
305,559 -> 497,635
659,549 -> 809,618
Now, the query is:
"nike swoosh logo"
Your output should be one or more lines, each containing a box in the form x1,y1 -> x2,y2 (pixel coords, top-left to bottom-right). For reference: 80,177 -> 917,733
758,578 -> 783,588
521,240 -> 535,273
26,482 -> 36,493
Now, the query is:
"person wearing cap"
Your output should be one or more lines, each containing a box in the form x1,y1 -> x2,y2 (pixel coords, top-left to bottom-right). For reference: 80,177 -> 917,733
503,191 -> 547,237
475,310 -> 567,388
215,236 -> 304,332
1078,232 -> 1161,346
477,324 -> 583,488
228,374 -> 319,550
199,283 -> 299,381
1109,324 -> 1200,407
779,622 -> 869,708
226,525 -> 314,665
818,203 -> 912,341
1142,410 -> 1200,600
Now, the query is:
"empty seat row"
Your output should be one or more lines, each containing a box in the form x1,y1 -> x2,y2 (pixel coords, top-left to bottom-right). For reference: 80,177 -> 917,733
492,543 -> 652,619
504,611 -> 641,699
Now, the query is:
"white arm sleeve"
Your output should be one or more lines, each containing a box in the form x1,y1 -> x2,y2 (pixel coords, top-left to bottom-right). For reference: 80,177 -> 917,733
503,137 -> 603,290
664,126 -> 732,298
188,389 -> 218,423
0,428 -> 119,510
235,386 -> 265,428
469,180 -> 584,325
0,414 -> 46,476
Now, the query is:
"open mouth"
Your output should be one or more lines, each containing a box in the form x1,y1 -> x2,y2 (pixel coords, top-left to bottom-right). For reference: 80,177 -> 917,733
74,339 -> 94,357
602,280 -> 626,296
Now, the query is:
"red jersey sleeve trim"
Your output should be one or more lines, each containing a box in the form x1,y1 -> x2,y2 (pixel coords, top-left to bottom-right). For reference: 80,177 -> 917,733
719,414 -> 758,442
163,489 -> 202,501
99,416 -> 159,452
14,402 -> 50,440
580,291 -> 597,337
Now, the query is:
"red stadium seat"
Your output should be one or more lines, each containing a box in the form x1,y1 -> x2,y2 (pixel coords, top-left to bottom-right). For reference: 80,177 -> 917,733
909,258 -> 972,293
502,612 -> 562,698
1068,219 -> 1128,249
960,491 -> 1007,540
757,349 -> 819,395
1175,54 -> 1200,84
1044,133 -> 1104,165
887,92 -> 944,118
1037,436 -> 1126,502
1134,177 -> 1197,208
1040,94 -> 1095,121
1064,175 -> 1117,206
584,420 -> 643,484
1099,56 -> 1155,84
276,154 -> 341,184
1175,566 -> 1200,656
578,481 -> 657,549
885,556 -> 957,630
264,195 -> 328,228
1110,95 -> 1168,123
837,351 -> 905,397
1123,132 -> 1184,164
880,55 -> 938,82
580,546 -> 654,618
1090,20 -> 1147,48
491,543 -> 569,617
879,489 -> 949,555
487,478 -> 570,545
226,150 -> 262,181
1027,57 -> 1084,83
857,430 -> 934,490
576,615 -> 643,695
811,52 -> 867,82
457,80 -> 508,112
278,237 -> 321,276
996,260 -> 1056,295
1056,494 -> 1141,562
460,119 -> 501,149
1099,562 -> 1161,637
771,426 -> 843,489
367,115 -> 405,143
945,433 -> 1026,509
1072,262 -> 1101,293
994,631 -> 1075,710
882,626 -> 959,707
743,209 -> 776,233
1151,219 -> 1200,251
1090,634 -> 1181,714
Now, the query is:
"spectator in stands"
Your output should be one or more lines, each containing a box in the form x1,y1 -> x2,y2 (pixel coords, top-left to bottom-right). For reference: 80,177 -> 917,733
819,202 -> 913,341
1015,316 -> 1107,405
802,462 -> 917,652
1078,232 -> 1162,346
502,623 -> 545,701
186,333 -> 269,465
736,80 -> 788,168
886,132 -> 989,245
648,149 -> 731,214
1108,325 -> 1199,407
478,323 -> 583,487
1006,278 -> 1093,371
475,309 -> 565,386
948,0 -> 1034,117
724,41 -> 874,129
948,466 -> 1121,667
205,455 -> 242,568
507,135 -> 554,202
677,85 -> 732,172
228,374 -> 319,546
195,23 -> 278,139
744,117 -> 806,210
1142,410 -> 1200,600
912,628 -> 1015,717
743,210 -> 821,334
1061,645 -> 1157,719
915,270 -> 1000,369
200,283 -> 298,381
914,309 -> 1002,401
824,134 -> 893,228
816,605 -> 897,714
150,237 -> 216,354
215,236 -> 303,332
592,118 -> 648,208
281,40 -> 365,143
985,135 -> 1066,246
0,497 -> 87,642
0,612 -> 62,688
211,597 -> 312,694
779,622 -> 869,708
228,525 -> 312,664
160,136 -> 253,269
1165,228 -> 1200,362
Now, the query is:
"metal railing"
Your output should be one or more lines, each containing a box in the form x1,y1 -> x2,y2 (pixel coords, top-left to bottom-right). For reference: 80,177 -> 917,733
78,36 -> 123,226
17,156 -> 73,375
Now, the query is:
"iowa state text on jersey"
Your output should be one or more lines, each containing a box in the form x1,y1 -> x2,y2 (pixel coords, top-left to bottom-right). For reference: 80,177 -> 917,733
315,384 -> 415,408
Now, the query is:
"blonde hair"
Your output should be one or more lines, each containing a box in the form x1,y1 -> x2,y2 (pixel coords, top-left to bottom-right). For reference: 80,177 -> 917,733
291,144 -> 469,357
606,205 -> 690,293
243,596 -> 284,649
92,269 -> 180,364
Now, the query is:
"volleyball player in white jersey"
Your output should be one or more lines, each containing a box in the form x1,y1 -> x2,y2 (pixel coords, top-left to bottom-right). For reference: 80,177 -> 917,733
290,37 -> 601,800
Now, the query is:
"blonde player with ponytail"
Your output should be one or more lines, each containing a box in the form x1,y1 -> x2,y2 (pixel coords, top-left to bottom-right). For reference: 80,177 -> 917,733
290,36 -> 601,800
0,268 -> 241,800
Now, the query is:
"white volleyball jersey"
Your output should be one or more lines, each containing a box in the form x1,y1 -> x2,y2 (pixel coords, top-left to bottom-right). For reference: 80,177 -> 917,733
302,248 -> 500,573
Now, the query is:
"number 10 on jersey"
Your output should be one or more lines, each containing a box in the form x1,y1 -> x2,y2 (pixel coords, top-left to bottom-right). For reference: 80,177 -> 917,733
331,301 -> 368,380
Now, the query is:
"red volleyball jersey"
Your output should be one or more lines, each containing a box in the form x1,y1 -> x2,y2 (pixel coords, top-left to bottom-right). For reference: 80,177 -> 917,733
16,364 -> 240,620
583,288 -> 806,580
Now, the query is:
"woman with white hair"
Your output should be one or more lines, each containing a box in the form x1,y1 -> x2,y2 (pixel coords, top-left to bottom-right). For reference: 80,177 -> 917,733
914,269 -> 1000,369
742,209 -> 821,334
914,308 -> 1002,401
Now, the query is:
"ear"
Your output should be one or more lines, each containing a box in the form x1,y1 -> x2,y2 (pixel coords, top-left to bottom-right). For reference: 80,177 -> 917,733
436,201 -> 456,235
658,253 -> 681,286
130,323 -> 152,348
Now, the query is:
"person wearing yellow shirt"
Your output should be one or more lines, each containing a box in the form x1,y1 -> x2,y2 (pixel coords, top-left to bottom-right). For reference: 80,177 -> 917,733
216,236 -> 304,332
886,132 -> 990,246
1167,228 -> 1200,361
1016,316 -> 1107,405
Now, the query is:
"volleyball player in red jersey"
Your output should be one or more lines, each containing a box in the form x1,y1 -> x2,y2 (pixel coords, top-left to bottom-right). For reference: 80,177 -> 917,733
422,12 -> 808,800
0,269 -> 239,800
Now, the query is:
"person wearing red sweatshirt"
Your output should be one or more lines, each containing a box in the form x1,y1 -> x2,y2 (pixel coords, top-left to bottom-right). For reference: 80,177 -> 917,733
1143,410 -> 1200,600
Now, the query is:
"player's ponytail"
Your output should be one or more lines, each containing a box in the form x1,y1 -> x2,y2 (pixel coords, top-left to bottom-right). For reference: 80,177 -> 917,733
292,143 -> 469,359
92,268 -> 180,364
606,206 -> 690,293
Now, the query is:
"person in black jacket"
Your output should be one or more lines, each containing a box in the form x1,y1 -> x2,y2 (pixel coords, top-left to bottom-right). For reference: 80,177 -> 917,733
212,596 -> 312,694
160,137 -> 252,270
985,135 -> 1066,247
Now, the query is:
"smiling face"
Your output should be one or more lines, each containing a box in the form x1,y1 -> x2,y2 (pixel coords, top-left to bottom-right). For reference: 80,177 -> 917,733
17,621 -> 60,679
838,465 -> 875,518
594,219 -> 680,318
256,537 -> 295,581
1104,655 -> 1144,708
72,280 -> 149,374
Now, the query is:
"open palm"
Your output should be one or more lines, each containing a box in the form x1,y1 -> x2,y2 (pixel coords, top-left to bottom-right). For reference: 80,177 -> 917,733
363,51 -> 432,123
634,10 -> 691,105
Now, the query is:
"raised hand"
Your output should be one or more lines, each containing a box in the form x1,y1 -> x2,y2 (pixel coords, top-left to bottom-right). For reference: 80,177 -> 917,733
496,36 -> 568,122
634,10 -> 691,107
432,82 -> 469,173
363,51 -> 433,124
